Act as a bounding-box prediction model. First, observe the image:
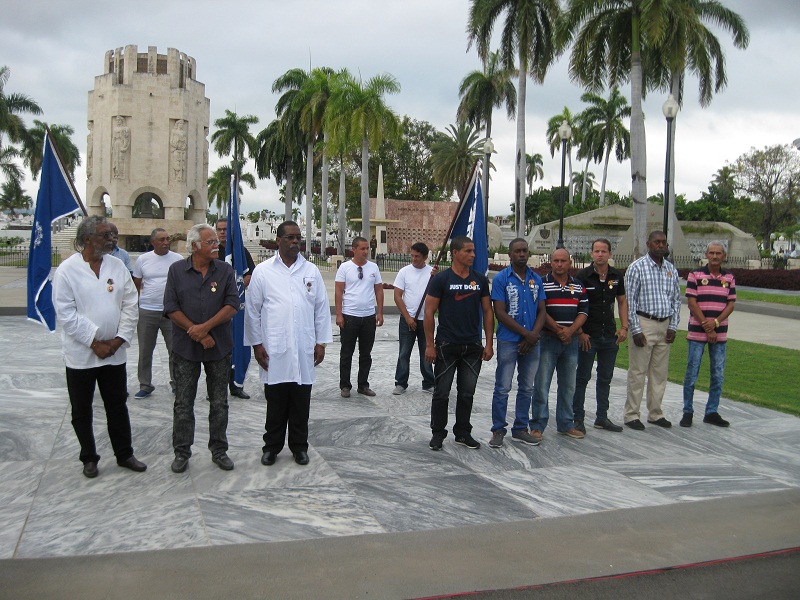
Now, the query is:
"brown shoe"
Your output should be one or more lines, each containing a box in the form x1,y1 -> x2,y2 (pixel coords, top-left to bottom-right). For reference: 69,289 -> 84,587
558,428 -> 585,439
530,429 -> 543,443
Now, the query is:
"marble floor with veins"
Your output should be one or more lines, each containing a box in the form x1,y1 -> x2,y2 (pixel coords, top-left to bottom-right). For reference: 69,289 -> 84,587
0,315 -> 798,559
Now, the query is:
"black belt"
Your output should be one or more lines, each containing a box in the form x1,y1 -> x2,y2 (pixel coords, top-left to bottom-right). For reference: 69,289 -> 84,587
636,311 -> 668,322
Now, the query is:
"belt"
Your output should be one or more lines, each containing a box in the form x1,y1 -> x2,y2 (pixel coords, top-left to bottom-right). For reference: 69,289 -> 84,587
636,311 -> 668,322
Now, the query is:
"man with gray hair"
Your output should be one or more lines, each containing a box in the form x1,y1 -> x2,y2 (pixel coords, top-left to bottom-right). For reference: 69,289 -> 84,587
164,223 -> 239,473
132,228 -> 183,399
52,216 -> 146,478
681,241 -> 736,428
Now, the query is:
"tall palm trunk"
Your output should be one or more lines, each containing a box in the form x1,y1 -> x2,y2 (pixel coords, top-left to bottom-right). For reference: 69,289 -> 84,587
630,24 -> 648,256
321,132 -> 329,254
284,157 -> 293,222
666,72 -> 681,249
515,60 -> 527,238
305,140 -> 314,255
482,119 -> 492,238
600,147 -> 612,206
580,155 -> 590,204
361,135 -> 370,239
338,155 -> 347,254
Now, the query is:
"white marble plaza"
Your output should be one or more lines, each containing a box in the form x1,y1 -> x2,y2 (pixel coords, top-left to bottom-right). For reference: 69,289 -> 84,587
0,315 -> 798,560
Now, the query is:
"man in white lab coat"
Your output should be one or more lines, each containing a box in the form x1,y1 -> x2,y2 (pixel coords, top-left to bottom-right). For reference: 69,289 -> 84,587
244,221 -> 333,466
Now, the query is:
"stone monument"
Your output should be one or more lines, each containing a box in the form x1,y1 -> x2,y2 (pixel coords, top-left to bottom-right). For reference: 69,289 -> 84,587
85,46 -> 210,252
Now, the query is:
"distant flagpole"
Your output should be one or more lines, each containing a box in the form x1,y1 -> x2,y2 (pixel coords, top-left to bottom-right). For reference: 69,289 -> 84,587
412,160 -> 485,319
27,131 -> 86,331
225,173 -> 251,388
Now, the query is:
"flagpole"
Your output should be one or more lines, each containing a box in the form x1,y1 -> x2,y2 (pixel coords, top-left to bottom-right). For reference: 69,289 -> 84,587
412,159 -> 481,320
45,125 -> 88,216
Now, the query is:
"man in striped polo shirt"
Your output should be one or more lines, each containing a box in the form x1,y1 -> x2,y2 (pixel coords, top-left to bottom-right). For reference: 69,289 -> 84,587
681,242 -> 736,427
530,248 -> 589,440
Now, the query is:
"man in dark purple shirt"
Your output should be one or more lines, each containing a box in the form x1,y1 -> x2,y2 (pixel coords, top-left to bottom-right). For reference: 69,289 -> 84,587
164,224 -> 239,473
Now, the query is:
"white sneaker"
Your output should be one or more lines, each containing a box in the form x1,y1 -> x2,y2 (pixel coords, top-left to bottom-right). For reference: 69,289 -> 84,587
392,385 -> 406,395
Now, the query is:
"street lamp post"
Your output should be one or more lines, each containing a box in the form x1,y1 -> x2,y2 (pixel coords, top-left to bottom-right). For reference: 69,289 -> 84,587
482,138 -> 494,241
557,121 -> 572,249
662,94 -> 679,239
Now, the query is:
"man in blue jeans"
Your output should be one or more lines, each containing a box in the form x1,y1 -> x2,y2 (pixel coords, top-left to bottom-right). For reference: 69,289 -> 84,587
530,248 -> 588,441
392,242 -> 435,395
425,235 -> 494,451
681,242 -> 736,428
489,238 -> 546,448
572,239 -> 628,434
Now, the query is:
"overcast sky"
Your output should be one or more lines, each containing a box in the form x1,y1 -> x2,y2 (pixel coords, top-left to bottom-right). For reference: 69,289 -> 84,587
3,0 -> 799,217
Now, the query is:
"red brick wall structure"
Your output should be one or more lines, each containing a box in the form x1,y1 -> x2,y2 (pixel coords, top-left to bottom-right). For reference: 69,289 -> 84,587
371,198 -> 459,254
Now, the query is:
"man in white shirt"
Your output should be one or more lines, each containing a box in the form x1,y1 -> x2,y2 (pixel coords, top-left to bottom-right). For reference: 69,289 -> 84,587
245,221 -> 332,466
132,228 -> 183,399
335,237 -> 384,397
392,242 -> 435,395
52,216 -> 146,478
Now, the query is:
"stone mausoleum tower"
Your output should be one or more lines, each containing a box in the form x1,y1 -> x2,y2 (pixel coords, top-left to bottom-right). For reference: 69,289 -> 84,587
85,45 -> 210,251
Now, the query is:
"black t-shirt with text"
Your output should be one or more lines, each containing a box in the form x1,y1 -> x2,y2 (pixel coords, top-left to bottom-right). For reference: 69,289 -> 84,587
428,267 -> 490,344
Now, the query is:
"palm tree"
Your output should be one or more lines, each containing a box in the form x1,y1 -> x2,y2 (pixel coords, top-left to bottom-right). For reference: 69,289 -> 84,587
648,1 -> 749,244
468,0 -> 561,238
546,107 -> 578,205
431,122 -> 484,196
207,164 -> 256,214
0,177 -> 32,217
327,72 -> 402,238
559,0 -> 673,255
525,152 -> 543,196
211,109 -> 258,175
457,49 -> 517,224
254,119 -> 304,222
23,120 -> 81,180
0,65 -> 42,149
577,88 -> 631,206
0,145 -> 22,184
571,169 -> 595,199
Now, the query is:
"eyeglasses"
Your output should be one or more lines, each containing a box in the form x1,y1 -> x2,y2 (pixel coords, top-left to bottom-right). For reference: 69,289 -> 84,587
93,231 -> 116,240
357,266 -> 363,279
282,234 -> 302,241
201,239 -> 220,246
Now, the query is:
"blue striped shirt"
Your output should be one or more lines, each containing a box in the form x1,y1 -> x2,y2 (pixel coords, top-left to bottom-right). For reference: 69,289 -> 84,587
625,254 -> 681,335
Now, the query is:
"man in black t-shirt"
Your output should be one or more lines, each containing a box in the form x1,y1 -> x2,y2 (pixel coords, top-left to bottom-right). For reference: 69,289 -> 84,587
424,235 -> 494,451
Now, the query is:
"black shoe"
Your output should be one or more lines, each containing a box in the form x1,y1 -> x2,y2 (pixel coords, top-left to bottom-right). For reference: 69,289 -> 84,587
625,419 -> 646,431
261,451 -> 277,466
171,456 -> 189,473
83,461 -> 98,478
680,413 -> 693,427
454,434 -> 481,449
293,451 -> 309,465
117,456 -> 147,472
212,454 -> 235,470
647,417 -> 672,428
575,420 -> 586,434
429,435 -> 445,451
703,412 -> 730,427
230,387 -> 250,399
594,417 -> 623,432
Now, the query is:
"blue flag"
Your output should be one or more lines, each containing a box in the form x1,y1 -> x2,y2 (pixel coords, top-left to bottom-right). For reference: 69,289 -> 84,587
225,175 -> 251,387
27,134 -> 81,331
450,168 -> 488,276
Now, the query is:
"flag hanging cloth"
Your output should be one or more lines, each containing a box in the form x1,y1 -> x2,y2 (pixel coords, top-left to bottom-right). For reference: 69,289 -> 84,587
27,133 -> 83,331
225,175 -> 251,387
450,166 -> 488,276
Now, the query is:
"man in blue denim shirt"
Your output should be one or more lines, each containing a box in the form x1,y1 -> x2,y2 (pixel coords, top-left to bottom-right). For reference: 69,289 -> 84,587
489,239 -> 546,448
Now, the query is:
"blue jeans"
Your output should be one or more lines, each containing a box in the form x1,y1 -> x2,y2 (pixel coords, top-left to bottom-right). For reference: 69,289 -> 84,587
491,340 -> 540,433
573,335 -> 619,422
683,340 -> 727,415
531,334 -> 578,433
430,342 -> 483,438
394,319 -> 435,390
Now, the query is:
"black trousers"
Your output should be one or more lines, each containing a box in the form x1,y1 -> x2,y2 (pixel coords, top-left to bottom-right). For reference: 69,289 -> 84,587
262,382 -> 312,454
339,314 -> 376,390
65,363 -> 133,464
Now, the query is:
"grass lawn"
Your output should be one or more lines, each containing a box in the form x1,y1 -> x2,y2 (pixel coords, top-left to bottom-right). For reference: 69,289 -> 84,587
615,331 -> 800,417
680,285 -> 800,307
